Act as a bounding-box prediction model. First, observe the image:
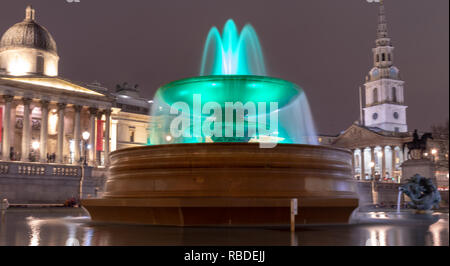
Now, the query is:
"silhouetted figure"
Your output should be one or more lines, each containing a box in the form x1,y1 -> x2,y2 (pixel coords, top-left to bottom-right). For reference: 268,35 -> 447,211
413,129 -> 419,142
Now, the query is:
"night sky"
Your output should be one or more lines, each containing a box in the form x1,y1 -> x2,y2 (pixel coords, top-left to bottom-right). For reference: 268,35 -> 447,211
0,0 -> 448,135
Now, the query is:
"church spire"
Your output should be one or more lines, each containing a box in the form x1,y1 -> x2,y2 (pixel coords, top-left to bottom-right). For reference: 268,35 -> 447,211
375,0 -> 391,47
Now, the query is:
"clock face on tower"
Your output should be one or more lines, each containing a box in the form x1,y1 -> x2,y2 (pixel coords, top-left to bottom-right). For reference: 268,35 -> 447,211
393,112 -> 399,119
372,113 -> 378,120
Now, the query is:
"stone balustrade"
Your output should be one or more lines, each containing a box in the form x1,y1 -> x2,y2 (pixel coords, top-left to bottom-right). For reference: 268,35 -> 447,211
0,161 -> 84,177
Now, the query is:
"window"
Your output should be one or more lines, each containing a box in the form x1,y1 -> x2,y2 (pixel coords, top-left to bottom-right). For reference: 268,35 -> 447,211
129,126 -> 136,143
36,55 -> 44,74
373,88 -> 378,103
376,54 -> 380,62
388,53 -> 391,61
130,131 -> 135,143
382,53 -> 386,61
392,87 -> 397,102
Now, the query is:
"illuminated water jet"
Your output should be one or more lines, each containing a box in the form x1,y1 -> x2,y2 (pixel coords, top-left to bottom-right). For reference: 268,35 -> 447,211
200,19 -> 266,76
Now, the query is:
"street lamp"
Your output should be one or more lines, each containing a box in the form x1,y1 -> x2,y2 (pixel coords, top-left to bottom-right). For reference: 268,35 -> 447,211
431,149 -> 438,162
32,141 -> 40,150
82,131 -> 90,166
31,141 -> 40,162
79,131 -> 90,204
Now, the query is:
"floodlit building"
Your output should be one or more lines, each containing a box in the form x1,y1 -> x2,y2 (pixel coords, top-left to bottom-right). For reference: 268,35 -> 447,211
318,2 -> 448,190
0,6 -> 151,203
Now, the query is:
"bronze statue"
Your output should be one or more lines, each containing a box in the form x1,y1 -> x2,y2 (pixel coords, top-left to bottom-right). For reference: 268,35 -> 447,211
400,174 -> 441,211
403,130 -> 433,159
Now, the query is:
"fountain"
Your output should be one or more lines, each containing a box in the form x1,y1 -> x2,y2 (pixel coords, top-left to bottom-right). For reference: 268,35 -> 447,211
351,174 -> 441,225
82,20 -> 359,226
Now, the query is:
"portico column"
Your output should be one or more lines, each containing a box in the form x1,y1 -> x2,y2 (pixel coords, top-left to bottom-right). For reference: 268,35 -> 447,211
370,147 -> 376,179
351,149 -> 355,178
2,95 -> 14,161
39,100 -> 49,163
73,105 -> 82,165
88,107 -> 98,166
381,146 -> 386,180
57,103 -> 67,164
21,98 -> 32,162
104,109 -> 111,166
96,111 -> 104,166
361,148 -> 366,180
391,146 -> 396,180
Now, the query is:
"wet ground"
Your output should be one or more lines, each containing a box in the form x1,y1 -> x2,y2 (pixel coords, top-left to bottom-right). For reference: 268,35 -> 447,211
0,208 -> 448,246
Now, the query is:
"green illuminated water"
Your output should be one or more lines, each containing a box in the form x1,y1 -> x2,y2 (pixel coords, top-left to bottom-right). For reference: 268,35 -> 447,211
200,19 -> 266,76
149,20 -> 317,145
150,76 -> 317,145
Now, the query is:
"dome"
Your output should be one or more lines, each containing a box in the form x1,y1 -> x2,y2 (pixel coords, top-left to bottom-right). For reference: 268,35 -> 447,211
0,6 -> 57,55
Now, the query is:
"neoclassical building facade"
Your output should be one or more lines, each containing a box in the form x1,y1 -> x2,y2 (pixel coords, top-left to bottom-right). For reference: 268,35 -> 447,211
0,6 -> 151,168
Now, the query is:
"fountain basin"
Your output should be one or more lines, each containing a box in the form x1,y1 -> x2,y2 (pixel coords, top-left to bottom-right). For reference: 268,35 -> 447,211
82,143 -> 359,226
149,75 -> 317,145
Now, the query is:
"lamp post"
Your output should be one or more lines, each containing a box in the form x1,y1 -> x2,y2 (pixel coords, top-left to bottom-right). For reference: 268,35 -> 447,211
369,161 -> 375,181
31,141 -> 40,162
431,149 -> 438,162
79,131 -> 90,204
82,131 -> 90,166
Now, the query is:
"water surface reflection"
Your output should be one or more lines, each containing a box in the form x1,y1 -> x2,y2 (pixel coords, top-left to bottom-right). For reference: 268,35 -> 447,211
0,208 -> 447,246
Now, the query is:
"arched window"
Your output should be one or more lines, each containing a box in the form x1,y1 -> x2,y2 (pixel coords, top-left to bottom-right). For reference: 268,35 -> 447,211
392,87 -> 397,102
382,53 -> 386,61
376,54 -> 380,62
373,88 -> 378,103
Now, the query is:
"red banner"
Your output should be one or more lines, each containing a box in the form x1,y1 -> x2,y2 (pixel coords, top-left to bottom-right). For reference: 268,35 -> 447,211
96,119 -> 104,151
0,107 -> 3,143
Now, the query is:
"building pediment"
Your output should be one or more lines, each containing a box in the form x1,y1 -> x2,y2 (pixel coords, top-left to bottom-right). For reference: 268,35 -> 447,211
0,76 -> 106,96
333,124 -> 409,149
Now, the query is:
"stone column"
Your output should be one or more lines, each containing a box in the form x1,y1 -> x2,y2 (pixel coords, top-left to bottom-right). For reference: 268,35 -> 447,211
370,147 -> 376,179
104,109 -> 111,166
351,149 -> 355,178
381,146 -> 386,180
39,100 -> 49,163
21,98 -> 33,162
73,105 -> 82,165
361,148 -> 366,180
57,103 -> 67,164
88,107 -> 98,166
96,112 -> 104,166
391,146 -> 397,181
2,95 -> 14,161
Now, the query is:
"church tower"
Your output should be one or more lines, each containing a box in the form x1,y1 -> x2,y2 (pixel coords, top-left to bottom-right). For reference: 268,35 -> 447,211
363,1 -> 408,133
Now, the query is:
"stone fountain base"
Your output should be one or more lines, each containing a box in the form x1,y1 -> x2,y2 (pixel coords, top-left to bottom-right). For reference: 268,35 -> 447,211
82,143 -> 359,226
